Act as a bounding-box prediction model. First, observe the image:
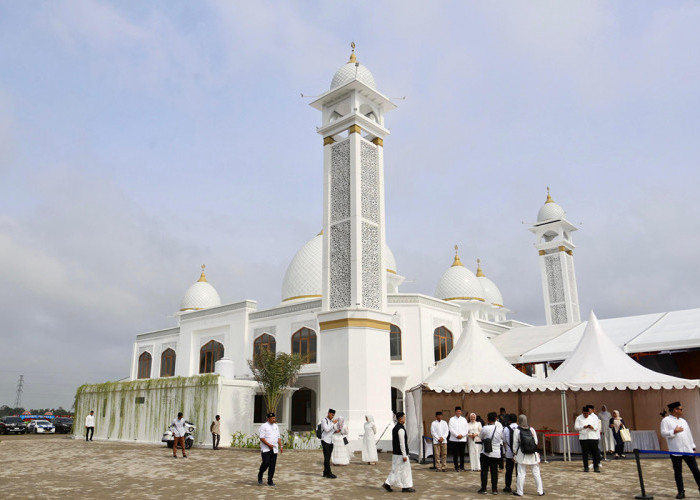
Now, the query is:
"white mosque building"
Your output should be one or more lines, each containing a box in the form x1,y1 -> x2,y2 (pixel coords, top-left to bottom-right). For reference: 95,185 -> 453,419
74,47 -> 699,447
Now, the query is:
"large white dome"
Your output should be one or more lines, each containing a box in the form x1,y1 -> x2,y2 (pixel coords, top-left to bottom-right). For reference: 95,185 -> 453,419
476,261 -> 504,307
435,253 -> 485,302
281,233 -> 398,303
180,267 -> 222,312
330,62 -> 376,90
537,190 -> 565,222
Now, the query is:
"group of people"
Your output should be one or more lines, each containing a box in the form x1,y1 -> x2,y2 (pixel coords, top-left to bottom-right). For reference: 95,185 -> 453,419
574,403 -> 631,472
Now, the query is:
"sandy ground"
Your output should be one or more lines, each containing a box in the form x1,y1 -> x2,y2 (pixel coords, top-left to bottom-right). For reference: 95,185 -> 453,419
0,434 -> 694,499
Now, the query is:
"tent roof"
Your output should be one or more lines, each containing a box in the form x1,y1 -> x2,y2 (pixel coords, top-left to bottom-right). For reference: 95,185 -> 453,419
422,314 -> 563,393
546,311 -> 700,391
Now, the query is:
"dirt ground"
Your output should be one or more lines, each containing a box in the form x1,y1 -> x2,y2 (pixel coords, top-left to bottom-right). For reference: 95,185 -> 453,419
0,434 -> 693,499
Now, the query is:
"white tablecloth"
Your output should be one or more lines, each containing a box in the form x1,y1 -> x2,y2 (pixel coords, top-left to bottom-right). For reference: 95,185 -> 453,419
550,430 -> 659,454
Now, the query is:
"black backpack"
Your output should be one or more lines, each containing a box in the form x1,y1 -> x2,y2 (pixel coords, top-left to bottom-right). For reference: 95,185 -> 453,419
518,426 -> 537,454
316,421 -> 323,439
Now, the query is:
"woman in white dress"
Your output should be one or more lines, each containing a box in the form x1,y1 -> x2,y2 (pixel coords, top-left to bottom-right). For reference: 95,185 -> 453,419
331,416 -> 351,465
467,412 -> 482,471
362,415 -> 378,464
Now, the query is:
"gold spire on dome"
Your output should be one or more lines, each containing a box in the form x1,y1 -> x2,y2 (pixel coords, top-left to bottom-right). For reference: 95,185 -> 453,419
476,258 -> 485,277
197,264 -> 208,282
545,186 -> 554,204
452,245 -> 463,267
348,41 -> 357,63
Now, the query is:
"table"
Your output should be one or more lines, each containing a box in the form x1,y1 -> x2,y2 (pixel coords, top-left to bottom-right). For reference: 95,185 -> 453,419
550,430 -> 660,454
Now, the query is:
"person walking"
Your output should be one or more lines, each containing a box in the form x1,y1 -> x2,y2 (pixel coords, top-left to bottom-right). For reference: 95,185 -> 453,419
502,413 -> 518,493
320,409 -> 338,478
478,412 -> 503,495
512,414 -> 544,496
362,415 -> 378,465
431,411 -> 449,472
609,410 -> 627,458
171,412 -> 188,458
467,412 -> 482,471
382,412 -> 416,493
575,406 -> 601,472
210,414 -> 221,450
85,410 -> 95,442
449,406 -> 468,471
661,401 -> 700,499
258,412 -> 282,486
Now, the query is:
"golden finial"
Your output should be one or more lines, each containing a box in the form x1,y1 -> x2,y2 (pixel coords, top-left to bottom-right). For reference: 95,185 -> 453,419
476,258 -> 485,277
198,264 -> 207,282
545,186 -> 554,204
452,245 -> 463,267
348,41 -> 357,63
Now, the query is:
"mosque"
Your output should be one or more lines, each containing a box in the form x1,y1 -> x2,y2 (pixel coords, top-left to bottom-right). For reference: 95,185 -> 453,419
74,46 -> 700,447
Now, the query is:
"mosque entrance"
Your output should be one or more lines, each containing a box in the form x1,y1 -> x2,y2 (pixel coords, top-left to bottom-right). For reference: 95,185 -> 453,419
291,388 -> 316,432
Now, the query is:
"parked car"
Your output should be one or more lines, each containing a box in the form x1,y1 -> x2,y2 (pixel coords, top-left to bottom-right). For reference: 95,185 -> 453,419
27,419 -> 55,434
53,417 -> 74,434
0,416 -> 27,434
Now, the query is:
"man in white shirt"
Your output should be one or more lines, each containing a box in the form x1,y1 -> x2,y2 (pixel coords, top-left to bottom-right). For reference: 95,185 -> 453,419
575,406 -> 601,472
431,411 -> 449,472
502,413 -> 519,493
449,406 -> 468,471
84,410 -> 95,442
258,412 -> 282,486
478,411 -> 504,494
661,401 -> 700,499
171,412 -> 188,458
320,408 -> 338,479
382,412 -> 416,493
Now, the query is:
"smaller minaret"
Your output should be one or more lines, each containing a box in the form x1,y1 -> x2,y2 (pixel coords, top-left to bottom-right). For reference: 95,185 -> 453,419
529,188 -> 580,325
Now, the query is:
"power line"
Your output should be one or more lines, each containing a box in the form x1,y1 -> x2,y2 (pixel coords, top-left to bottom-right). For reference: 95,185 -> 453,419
14,375 -> 24,408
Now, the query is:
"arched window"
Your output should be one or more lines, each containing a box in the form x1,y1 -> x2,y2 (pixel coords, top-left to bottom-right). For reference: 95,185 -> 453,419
137,351 -> 152,379
160,348 -> 176,377
390,324 -> 402,360
291,328 -> 317,364
200,340 -> 224,374
254,334 -> 276,356
433,326 -> 453,363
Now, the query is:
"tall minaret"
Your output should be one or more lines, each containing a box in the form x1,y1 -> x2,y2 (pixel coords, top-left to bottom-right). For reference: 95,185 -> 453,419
311,44 -> 396,441
529,188 -> 581,325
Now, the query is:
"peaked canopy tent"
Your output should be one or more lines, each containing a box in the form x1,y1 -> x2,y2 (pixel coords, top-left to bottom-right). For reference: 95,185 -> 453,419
405,315 -> 566,458
545,311 -> 700,448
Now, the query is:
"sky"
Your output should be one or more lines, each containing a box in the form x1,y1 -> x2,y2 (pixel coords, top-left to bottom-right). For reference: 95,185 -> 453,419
1,1 -> 698,409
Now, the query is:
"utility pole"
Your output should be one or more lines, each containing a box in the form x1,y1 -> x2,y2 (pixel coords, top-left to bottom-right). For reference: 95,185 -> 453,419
14,375 -> 24,409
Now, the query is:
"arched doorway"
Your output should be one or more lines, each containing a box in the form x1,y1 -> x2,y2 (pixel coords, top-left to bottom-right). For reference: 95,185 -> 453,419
291,387 -> 316,431
391,387 -> 404,414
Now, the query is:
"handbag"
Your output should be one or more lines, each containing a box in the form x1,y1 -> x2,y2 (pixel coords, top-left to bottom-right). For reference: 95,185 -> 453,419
482,425 -> 497,454
620,426 -> 632,443
343,436 -> 349,445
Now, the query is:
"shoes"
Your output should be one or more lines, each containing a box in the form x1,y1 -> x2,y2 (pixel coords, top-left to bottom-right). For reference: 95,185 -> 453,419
503,487 -> 512,493
383,483 -> 393,492
183,455 -> 188,459
675,492 -> 685,499
324,473 -> 337,479
258,480 -> 263,485
512,493 -> 522,497
460,467 -> 465,471
402,488 -> 416,493
538,493 -> 545,497
173,455 -> 177,459
583,468 -> 589,472
268,482 -> 275,487
593,467 -> 600,473
493,489 -> 499,495
478,489 -> 487,494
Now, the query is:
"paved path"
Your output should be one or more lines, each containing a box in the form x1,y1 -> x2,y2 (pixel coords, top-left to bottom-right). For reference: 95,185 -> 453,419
0,435 -> 688,499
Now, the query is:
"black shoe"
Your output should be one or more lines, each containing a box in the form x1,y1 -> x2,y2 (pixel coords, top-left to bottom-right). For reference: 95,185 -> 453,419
503,487 -> 512,493
492,490 -> 499,495
583,468 -> 589,472
383,483 -> 393,492
512,493 -> 522,497
258,480 -> 263,485
325,473 -> 337,479
478,489 -> 487,495
676,493 -> 685,499
402,488 -> 416,493
593,467 -> 600,473
268,482 -> 275,487
538,494 -> 545,497
173,455 -> 177,459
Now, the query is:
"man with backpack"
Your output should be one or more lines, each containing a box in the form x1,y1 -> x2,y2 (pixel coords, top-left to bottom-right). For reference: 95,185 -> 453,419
502,413 -> 519,493
512,414 -> 544,496
318,409 -> 339,478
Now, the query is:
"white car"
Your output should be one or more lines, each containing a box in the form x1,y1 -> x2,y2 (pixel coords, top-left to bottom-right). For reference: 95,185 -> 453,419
28,420 -> 55,434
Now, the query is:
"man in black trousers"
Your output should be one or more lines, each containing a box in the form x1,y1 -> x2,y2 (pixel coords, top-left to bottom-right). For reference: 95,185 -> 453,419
320,409 -> 338,478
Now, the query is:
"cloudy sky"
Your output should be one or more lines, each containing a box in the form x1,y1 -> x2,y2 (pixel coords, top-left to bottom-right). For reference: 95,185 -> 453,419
1,1 -> 698,409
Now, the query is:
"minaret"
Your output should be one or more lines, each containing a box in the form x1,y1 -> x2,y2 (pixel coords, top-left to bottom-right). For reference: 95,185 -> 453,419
310,44 -> 396,442
529,188 -> 580,325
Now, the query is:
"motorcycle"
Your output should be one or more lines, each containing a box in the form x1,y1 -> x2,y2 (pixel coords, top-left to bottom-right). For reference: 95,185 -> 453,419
161,421 -> 196,449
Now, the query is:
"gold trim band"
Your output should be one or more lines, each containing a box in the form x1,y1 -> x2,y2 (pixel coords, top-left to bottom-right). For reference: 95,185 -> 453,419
349,124 -> 361,135
372,137 -> 383,147
386,268 -> 397,274
282,294 -> 322,302
320,318 -> 391,331
538,250 -> 546,256
566,250 -> 573,256
492,303 -> 504,308
323,136 -> 335,145
558,246 -> 566,252
444,297 -> 485,302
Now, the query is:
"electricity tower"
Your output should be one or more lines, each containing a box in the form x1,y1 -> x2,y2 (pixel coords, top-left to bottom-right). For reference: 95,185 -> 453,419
14,375 -> 24,409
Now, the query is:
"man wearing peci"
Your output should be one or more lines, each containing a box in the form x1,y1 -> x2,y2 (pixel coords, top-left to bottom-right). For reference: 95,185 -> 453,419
449,406 -> 468,471
320,409 -> 339,478
258,412 -> 282,487
661,401 -> 700,499
431,411 -> 449,472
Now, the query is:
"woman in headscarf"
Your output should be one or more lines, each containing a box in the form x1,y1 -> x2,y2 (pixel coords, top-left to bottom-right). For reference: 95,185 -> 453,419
362,415 -> 378,464
512,414 -> 544,497
599,404 -> 614,453
467,412 -> 482,471
331,416 -> 351,465
609,410 -> 626,458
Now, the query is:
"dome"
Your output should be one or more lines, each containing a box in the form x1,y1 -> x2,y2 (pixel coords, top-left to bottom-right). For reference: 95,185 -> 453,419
179,266 -> 222,312
476,260 -> 504,307
537,188 -> 565,222
434,249 -> 485,302
281,232 -> 398,303
330,62 -> 376,90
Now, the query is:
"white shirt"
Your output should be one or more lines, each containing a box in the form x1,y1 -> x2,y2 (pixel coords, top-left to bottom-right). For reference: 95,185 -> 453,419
575,414 -> 600,440
171,418 -> 188,438
320,417 -> 337,444
661,415 -> 697,455
259,421 -> 281,453
448,415 -> 468,442
85,414 -> 95,427
503,423 -> 518,458
431,419 -> 449,444
397,428 -> 408,457
590,413 -> 601,436
479,423 -> 503,458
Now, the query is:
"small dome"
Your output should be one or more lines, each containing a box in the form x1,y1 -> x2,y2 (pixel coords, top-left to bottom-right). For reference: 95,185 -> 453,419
435,248 -> 485,302
476,260 -> 504,307
537,188 -> 565,222
331,62 -> 376,90
180,266 -> 222,312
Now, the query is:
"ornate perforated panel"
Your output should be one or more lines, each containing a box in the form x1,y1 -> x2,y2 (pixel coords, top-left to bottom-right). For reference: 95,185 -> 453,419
544,254 -> 564,303
566,256 -> 579,305
360,141 -> 379,224
361,222 -> 381,310
330,220 -> 352,309
331,139 -> 351,223
551,304 -> 568,324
